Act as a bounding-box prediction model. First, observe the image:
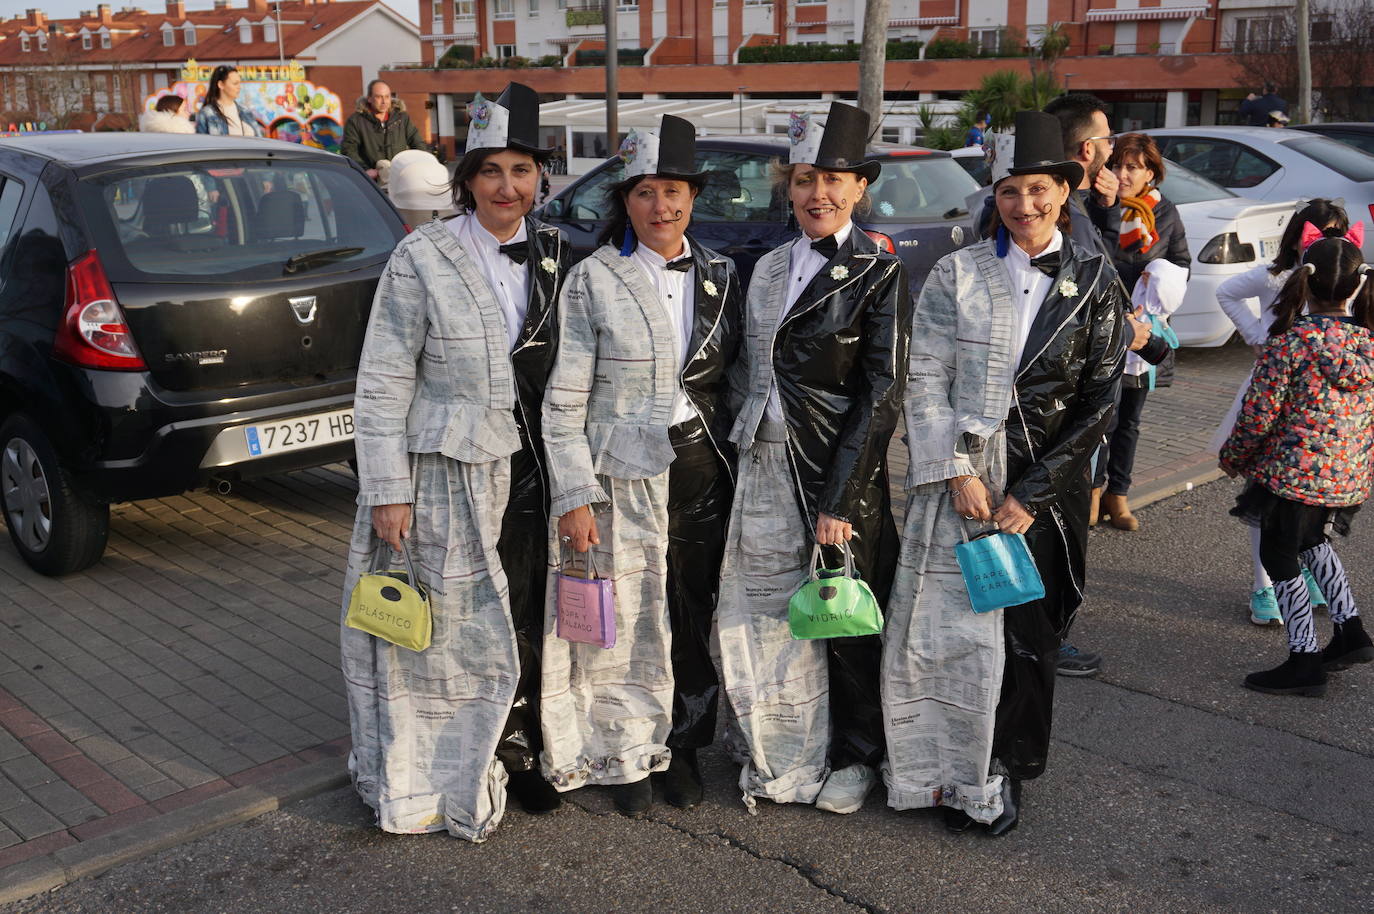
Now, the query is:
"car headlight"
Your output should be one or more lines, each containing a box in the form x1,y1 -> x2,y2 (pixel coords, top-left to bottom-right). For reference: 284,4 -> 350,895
1198,232 -> 1256,264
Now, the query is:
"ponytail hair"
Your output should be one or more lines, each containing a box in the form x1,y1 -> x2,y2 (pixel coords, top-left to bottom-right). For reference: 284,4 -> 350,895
1271,198 -> 1349,274
1269,236 -> 1371,336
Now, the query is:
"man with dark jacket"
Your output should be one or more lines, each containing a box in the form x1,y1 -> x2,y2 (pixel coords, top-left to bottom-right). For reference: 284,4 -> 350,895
341,80 -> 427,178
1041,92 -> 1169,678
1238,83 -> 1288,127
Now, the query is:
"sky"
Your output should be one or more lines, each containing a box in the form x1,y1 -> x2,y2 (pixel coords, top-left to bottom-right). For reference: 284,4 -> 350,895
14,1 -> 423,27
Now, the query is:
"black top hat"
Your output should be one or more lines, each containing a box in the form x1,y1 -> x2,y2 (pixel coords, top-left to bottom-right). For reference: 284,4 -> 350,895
996,110 -> 1084,188
620,114 -> 711,182
790,102 -> 881,184
466,82 -> 554,157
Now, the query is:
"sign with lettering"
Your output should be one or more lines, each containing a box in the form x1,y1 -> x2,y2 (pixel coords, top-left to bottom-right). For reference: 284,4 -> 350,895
144,58 -> 344,153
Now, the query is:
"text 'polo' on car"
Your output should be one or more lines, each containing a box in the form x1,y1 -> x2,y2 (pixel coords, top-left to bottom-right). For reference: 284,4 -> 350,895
1143,126 -> 1374,262
0,133 -> 406,575
535,135 -> 981,293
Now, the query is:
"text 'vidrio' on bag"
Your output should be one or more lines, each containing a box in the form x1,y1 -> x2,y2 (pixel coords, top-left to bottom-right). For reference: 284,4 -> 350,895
787,542 -> 884,640
346,543 -> 432,652
555,540 -> 617,649
954,517 -> 1046,614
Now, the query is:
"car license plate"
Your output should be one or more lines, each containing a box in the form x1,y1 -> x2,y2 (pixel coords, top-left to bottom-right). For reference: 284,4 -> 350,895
1260,237 -> 1280,261
244,408 -> 354,458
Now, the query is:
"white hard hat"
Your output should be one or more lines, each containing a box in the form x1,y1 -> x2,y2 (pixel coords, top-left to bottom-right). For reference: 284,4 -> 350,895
388,152 -> 456,217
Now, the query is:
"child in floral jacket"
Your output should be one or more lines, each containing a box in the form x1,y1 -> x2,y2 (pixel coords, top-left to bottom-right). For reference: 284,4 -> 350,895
1220,228 -> 1374,696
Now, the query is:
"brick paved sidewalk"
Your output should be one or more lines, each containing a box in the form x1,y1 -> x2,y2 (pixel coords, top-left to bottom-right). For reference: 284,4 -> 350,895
0,338 -> 1257,883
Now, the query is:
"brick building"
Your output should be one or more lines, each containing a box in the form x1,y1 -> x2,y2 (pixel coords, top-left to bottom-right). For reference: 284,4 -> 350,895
388,0 -> 1307,160
0,1 -> 419,130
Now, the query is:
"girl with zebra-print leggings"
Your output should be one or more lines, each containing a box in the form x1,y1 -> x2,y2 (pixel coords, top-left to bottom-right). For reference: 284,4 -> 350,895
1220,229 -> 1374,697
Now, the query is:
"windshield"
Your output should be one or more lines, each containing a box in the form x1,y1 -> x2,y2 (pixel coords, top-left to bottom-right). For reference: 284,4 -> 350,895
1158,159 -> 1236,204
81,159 -> 402,282
866,156 -> 980,222
1283,134 -> 1374,182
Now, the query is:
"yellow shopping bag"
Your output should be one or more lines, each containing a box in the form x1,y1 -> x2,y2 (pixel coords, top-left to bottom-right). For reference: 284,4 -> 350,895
346,544 -> 432,652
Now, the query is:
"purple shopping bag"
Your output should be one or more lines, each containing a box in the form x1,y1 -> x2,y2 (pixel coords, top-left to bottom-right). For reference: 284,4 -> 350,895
555,543 -> 616,649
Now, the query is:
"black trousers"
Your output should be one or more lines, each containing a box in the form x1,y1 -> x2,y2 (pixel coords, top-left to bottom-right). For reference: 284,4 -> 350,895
494,441 -> 547,773
1093,383 -> 1148,495
665,417 -> 732,749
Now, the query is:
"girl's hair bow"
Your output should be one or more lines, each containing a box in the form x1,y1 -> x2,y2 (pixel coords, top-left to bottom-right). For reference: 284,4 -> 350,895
1301,219 -> 1365,252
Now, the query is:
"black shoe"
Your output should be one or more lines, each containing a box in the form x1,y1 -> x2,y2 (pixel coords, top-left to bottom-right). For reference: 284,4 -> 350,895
1244,651 -> 1328,696
663,749 -> 704,809
941,806 -> 976,833
508,769 -> 561,815
612,778 -> 653,817
986,779 -> 1022,837
1322,617 -> 1374,671
1056,641 -> 1102,678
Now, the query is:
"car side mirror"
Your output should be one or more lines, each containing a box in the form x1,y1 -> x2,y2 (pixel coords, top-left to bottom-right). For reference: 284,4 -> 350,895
544,197 -> 566,219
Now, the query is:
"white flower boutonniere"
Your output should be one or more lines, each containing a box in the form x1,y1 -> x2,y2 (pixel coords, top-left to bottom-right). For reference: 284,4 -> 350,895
1057,278 -> 1079,298
830,265 -> 850,281
540,256 -> 558,275
702,279 -> 719,298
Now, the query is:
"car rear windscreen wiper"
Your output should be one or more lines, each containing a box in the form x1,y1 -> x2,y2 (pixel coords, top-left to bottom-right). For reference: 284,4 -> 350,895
943,206 -> 968,219
284,247 -> 364,274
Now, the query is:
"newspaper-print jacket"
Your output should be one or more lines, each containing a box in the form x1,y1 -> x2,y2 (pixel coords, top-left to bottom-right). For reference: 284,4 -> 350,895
353,216 -> 569,507
542,235 -> 742,517
907,235 -> 1126,628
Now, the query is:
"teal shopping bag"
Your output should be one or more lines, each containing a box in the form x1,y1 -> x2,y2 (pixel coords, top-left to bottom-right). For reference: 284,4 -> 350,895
954,519 -> 1045,614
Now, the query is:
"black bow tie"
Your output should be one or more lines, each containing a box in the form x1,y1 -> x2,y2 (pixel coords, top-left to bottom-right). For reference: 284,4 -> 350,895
1029,251 -> 1060,277
810,235 -> 839,259
664,257 -> 693,273
498,242 -> 528,265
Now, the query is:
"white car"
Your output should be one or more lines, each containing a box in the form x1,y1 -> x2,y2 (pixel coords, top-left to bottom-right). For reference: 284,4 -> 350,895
1145,126 -> 1374,262
954,151 -> 1293,347
1161,164 -> 1295,346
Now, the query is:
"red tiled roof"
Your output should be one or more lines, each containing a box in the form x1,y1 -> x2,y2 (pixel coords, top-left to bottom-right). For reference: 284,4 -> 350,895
0,1 -> 395,67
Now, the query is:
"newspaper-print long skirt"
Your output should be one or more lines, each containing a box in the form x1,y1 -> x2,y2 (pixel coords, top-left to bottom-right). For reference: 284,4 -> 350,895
341,452 -> 518,843
539,472 -> 674,789
880,489 -> 1005,823
714,423 -> 830,807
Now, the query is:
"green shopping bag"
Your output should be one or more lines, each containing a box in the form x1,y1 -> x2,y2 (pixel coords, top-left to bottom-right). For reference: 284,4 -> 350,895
787,542 -> 884,640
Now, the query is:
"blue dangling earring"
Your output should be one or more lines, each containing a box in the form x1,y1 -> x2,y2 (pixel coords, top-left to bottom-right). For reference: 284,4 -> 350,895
619,225 -> 637,257
995,224 -> 1010,258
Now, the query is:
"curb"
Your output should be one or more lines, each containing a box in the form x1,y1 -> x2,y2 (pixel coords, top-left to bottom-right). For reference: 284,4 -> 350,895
1128,463 -> 1226,514
0,757 -> 350,907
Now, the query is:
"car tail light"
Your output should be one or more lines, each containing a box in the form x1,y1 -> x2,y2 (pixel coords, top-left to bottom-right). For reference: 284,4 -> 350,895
51,251 -> 146,371
1197,232 -> 1256,264
1368,203 -> 1374,231
863,230 -> 896,253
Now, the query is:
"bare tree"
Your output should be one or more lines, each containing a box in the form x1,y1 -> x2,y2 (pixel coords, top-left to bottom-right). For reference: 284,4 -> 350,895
857,0 -> 891,136
1228,1 -> 1374,122
3,31 -> 91,128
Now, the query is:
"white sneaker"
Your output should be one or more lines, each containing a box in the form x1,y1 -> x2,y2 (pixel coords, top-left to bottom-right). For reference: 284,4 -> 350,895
814,764 -> 875,814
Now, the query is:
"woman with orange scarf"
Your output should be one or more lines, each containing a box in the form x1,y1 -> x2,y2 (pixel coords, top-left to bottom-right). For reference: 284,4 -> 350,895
1092,133 -> 1192,530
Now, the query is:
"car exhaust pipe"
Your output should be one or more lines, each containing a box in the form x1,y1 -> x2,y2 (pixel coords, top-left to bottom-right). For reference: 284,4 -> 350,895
213,478 -> 232,496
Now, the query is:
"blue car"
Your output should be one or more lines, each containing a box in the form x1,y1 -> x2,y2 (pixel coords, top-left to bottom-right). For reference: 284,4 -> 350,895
536,135 -> 980,293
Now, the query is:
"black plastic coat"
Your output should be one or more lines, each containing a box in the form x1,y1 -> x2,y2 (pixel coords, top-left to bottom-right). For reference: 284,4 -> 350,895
767,228 -> 912,769
495,216 -> 572,773
665,235 -> 744,749
993,235 -> 1128,782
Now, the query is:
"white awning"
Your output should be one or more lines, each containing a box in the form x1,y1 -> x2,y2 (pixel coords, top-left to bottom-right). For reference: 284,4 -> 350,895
541,97 -> 779,132
1085,5 -> 1210,22
889,17 -> 960,27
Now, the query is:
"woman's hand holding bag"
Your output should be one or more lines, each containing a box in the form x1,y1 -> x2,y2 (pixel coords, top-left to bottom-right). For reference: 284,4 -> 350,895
787,542 -> 883,640
372,504 -> 413,552
949,475 -> 993,522
558,505 -> 600,553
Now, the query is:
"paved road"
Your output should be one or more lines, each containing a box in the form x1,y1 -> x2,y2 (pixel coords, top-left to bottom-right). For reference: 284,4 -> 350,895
5,477 -> 1372,913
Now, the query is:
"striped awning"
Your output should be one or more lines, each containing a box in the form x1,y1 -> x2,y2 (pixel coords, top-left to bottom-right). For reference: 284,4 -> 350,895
786,19 -> 855,27
1085,5 -> 1210,22
889,17 -> 960,27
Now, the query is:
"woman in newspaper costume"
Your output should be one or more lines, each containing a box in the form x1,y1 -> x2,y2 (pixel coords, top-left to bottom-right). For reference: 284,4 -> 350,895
542,116 -> 742,816
715,102 -> 911,815
342,82 -> 571,841
884,111 -> 1126,834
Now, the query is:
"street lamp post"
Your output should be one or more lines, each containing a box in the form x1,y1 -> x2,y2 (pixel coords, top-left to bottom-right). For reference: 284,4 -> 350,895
273,1 -> 285,68
738,86 -> 747,133
605,0 -> 618,156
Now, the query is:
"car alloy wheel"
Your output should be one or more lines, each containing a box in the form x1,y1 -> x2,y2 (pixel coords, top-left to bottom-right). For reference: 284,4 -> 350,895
1,436 -> 52,554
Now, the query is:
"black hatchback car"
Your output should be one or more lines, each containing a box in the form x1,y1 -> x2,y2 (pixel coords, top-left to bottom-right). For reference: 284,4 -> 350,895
536,136 -> 979,291
0,134 -> 406,575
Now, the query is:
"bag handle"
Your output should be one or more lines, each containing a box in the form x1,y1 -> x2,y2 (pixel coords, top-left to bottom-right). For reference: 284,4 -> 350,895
559,538 -> 601,579
952,494 -> 1000,544
369,539 -> 421,586
808,540 -> 856,580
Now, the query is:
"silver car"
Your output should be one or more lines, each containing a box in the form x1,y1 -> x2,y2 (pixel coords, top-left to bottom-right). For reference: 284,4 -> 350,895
1144,126 -> 1374,261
